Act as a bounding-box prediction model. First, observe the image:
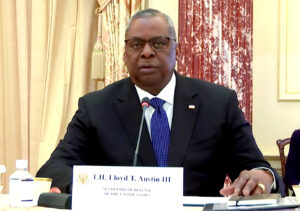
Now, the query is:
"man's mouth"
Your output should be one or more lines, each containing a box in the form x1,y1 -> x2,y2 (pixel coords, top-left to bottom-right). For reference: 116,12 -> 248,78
138,64 -> 157,72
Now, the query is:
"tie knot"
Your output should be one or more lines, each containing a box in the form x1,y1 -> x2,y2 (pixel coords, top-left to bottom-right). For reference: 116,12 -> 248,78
150,97 -> 165,109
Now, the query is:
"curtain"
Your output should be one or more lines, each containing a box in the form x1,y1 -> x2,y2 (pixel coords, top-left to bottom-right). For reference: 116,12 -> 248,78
0,0 -> 147,194
178,0 -> 253,122
0,0 -> 98,193
92,0 -> 146,89
0,0 -> 30,193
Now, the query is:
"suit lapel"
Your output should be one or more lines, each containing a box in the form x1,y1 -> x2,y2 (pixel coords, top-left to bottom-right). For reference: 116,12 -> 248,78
115,79 -> 157,166
115,75 -> 201,167
168,74 -> 201,166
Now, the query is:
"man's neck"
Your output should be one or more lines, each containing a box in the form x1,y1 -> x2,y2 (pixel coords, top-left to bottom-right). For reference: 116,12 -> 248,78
135,72 -> 176,105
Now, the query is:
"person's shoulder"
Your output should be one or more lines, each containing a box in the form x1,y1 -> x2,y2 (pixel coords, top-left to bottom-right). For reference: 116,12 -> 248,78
291,129 -> 300,140
86,78 -> 130,96
178,73 -> 235,95
81,77 -> 131,104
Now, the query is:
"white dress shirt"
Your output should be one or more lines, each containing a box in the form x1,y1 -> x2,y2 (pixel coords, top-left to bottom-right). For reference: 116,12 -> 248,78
135,72 -> 176,138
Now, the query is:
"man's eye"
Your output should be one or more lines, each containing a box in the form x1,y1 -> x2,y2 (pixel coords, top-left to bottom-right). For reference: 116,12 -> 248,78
152,40 -> 167,49
131,41 -> 142,49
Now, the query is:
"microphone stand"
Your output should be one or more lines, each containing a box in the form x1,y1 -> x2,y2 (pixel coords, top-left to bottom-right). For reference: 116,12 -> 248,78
133,98 -> 149,166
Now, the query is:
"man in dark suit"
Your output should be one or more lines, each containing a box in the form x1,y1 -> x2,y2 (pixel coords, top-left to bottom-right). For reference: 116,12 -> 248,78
36,8 -> 284,196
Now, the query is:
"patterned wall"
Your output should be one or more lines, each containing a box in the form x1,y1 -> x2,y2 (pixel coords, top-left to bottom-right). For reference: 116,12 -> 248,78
178,0 -> 253,122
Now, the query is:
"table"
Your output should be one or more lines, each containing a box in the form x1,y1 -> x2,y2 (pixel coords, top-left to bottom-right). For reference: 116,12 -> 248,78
0,194 -> 202,211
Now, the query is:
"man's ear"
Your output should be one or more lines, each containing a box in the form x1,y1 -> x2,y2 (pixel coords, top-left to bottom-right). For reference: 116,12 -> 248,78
175,43 -> 180,61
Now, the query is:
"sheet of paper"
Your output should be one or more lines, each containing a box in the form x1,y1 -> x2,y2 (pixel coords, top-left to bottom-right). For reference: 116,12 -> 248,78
183,196 -> 229,206
227,194 -> 280,206
293,185 -> 300,198
210,197 -> 300,210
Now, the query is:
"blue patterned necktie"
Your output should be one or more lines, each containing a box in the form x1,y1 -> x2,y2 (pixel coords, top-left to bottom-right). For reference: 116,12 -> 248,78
150,97 -> 170,167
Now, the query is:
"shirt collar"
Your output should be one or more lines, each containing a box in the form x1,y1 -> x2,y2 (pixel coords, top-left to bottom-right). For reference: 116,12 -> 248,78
135,72 -> 176,105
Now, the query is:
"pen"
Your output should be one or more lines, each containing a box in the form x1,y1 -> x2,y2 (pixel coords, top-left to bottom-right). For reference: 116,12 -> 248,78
223,174 -> 232,197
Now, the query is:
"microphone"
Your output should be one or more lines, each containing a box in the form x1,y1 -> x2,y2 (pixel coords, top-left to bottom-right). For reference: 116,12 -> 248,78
133,97 -> 150,166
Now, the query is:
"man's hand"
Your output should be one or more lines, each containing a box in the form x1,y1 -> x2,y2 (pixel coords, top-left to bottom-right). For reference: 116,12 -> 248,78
219,169 -> 274,196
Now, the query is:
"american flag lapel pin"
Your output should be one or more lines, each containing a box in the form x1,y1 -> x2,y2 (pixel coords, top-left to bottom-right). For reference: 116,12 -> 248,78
188,105 -> 195,109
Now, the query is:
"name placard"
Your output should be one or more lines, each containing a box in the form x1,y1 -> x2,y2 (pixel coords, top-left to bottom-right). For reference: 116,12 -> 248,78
72,166 -> 183,211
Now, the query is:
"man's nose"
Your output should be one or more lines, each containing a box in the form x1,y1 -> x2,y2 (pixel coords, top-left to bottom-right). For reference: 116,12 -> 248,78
140,42 -> 155,58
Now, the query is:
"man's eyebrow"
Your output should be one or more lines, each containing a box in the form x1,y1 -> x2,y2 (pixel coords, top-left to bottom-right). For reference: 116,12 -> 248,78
125,36 -> 167,40
125,36 -> 143,40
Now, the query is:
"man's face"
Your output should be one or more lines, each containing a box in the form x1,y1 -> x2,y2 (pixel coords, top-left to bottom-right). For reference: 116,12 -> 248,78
123,15 -> 179,95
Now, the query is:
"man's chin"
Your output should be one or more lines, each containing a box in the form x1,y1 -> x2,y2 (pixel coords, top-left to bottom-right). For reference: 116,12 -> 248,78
136,81 -> 166,95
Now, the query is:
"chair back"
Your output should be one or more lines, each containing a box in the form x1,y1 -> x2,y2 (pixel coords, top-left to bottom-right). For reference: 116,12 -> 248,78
276,138 -> 290,196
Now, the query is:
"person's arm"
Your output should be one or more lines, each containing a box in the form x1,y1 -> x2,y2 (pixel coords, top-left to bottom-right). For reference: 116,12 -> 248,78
284,130 -> 300,189
218,90 -> 284,196
36,97 -> 92,193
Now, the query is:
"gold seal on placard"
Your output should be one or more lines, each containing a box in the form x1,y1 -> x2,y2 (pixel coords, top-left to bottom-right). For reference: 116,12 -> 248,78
77,173 -> 89,185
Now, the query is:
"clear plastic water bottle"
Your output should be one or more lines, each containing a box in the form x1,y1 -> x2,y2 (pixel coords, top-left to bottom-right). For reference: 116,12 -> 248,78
8,160 -> 34,207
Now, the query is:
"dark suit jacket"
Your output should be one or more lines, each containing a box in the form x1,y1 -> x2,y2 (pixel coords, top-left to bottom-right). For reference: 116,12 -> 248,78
284,129 -> 300,190
36,72 -> 284,196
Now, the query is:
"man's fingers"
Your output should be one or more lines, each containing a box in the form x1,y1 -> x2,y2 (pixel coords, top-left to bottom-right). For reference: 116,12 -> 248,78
241,177 -> 258,196
251,183 -> 266,195
219,169 -> 273,196
232,171 -> 249,196
219,185 -> 234,196
219,176 -> 244,196
257,183 -> 266,193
